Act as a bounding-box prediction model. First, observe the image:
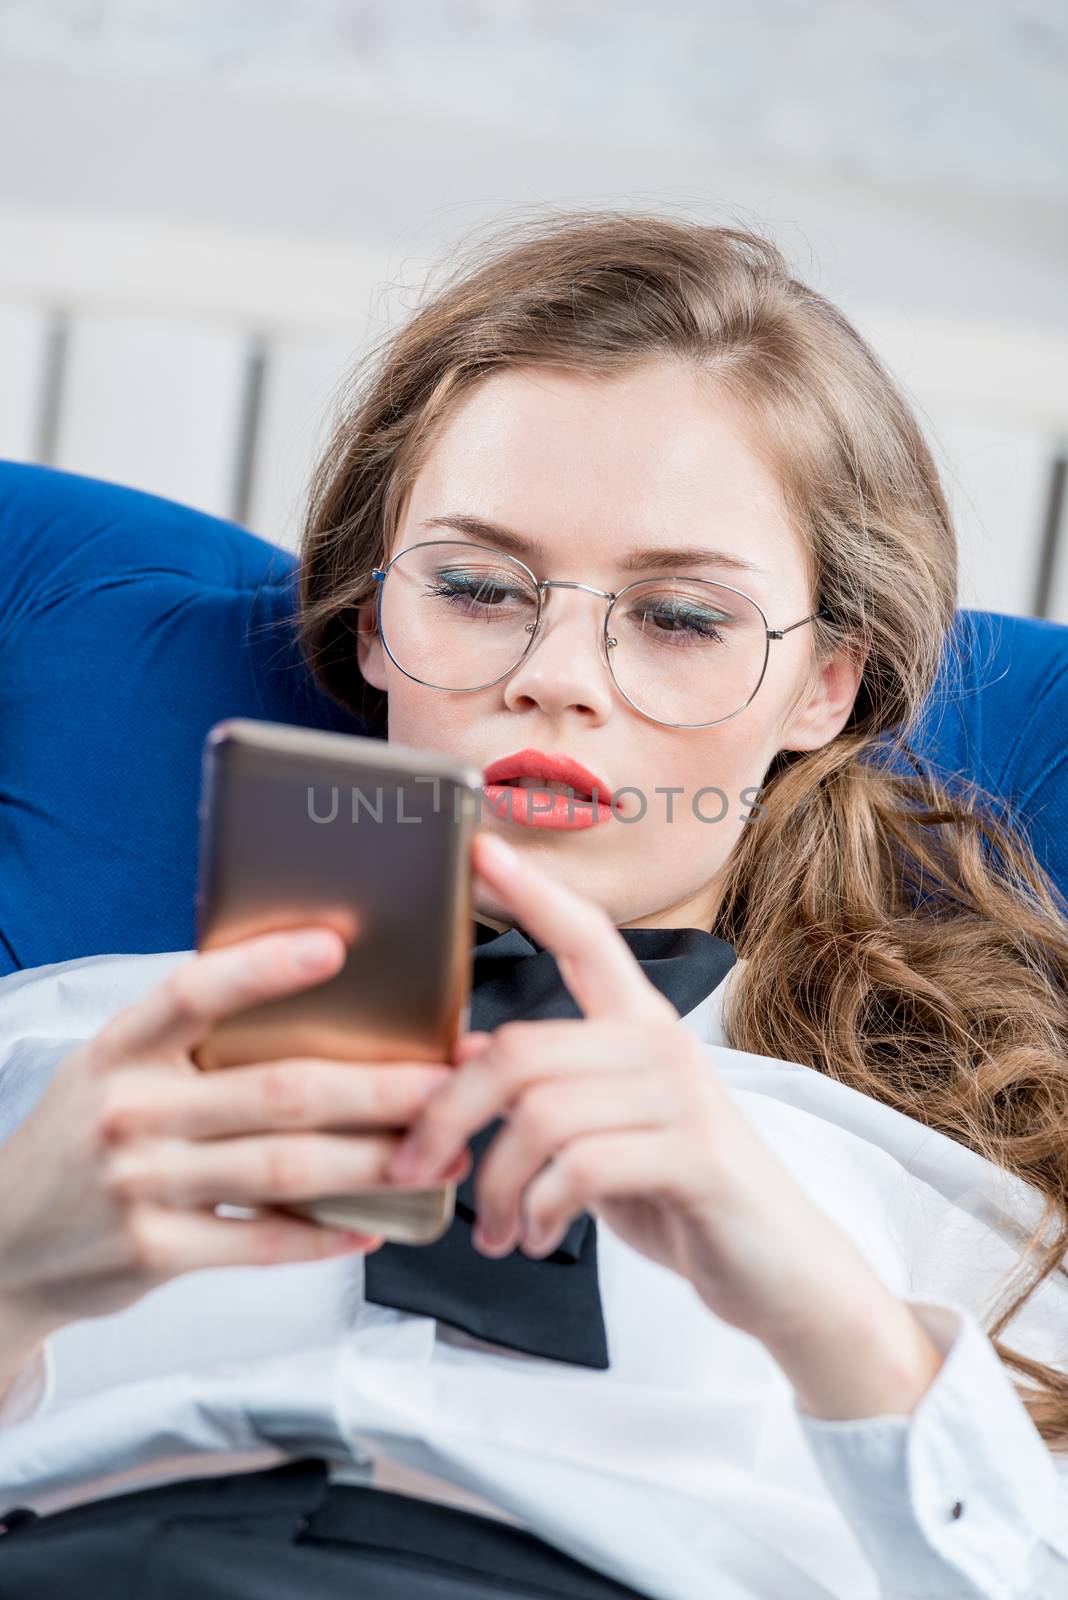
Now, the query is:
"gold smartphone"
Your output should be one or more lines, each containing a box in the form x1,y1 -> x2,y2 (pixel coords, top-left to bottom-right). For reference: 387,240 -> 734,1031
191,717 -> 483,1244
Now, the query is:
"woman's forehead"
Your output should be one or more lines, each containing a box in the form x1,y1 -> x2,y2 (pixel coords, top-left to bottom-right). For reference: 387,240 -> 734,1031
401,368 -> 804,590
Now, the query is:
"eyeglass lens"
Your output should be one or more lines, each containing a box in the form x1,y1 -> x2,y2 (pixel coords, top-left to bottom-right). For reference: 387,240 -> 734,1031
376,541 -> 769,726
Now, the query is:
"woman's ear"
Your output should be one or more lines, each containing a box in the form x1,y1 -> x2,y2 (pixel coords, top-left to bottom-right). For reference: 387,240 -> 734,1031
778,645 -> 864,754
355,598 -> 389,693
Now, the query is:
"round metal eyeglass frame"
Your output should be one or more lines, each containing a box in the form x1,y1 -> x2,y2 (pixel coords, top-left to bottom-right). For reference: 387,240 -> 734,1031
369,540 -> 832,730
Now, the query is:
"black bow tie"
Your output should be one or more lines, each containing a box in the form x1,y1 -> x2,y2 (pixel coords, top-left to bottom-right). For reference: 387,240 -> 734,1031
363,920 -> 736,1369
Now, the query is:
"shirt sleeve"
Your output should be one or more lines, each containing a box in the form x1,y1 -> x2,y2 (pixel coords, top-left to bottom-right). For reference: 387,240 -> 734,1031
794,1295 -> 1068,1599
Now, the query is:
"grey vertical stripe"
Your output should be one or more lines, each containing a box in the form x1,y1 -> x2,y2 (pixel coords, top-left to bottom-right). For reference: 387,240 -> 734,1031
230,334 -> 268,528
1033,446 -> 1067,620
34,310 -> 69,466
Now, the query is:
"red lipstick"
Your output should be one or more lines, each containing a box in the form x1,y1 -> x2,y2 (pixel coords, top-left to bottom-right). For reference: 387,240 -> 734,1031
481,747 -> 618,831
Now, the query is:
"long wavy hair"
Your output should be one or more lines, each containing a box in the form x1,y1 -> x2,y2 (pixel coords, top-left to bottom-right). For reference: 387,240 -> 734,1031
298,208 -> 1068,1446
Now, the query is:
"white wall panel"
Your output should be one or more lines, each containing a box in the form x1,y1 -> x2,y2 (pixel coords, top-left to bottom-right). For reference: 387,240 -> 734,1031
246,333 -> 366,553
53,313 -> 249,519
0,302 -> 52,464
919,416 -> 1052,618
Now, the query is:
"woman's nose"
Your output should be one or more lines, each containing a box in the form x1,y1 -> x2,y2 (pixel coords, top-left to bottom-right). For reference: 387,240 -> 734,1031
500,590 -> 615,721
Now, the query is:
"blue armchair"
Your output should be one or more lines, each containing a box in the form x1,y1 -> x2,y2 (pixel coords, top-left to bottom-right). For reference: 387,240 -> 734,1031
2,459 -> 1067,978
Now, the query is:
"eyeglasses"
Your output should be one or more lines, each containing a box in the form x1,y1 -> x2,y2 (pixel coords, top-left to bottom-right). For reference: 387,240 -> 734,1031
368,540 -> 830,730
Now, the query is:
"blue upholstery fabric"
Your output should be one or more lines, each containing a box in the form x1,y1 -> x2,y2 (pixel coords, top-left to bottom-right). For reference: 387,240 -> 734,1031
2,460 -> 1067,977
0,462 -> 375,976
872,608 -> 1068,907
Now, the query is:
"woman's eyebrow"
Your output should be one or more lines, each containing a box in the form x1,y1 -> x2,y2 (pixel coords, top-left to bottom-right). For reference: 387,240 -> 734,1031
416,514 -> 771,579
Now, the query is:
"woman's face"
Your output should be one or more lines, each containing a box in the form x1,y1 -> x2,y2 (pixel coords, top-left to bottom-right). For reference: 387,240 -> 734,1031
357,360 -> 861,931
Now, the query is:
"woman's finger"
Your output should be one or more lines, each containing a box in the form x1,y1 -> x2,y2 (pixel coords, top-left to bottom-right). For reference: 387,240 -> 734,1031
103,1131 -> 471,1209
451,1031 -> 493,1066
91,927 -> 349,1067
96,1059 -> 455,1142
386,1019 -> 680,1182
472,832 -> 677,1025
472,1070 -> 685,1250
519,1127 -> 690,1255
121,1200 -> 387,1272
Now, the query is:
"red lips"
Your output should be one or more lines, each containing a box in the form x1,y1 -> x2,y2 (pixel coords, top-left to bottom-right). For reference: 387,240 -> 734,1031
481,748 -> 610,801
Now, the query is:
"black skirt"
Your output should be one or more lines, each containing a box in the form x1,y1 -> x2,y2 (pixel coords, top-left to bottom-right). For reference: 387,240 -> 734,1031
0,1457 -> 654,1599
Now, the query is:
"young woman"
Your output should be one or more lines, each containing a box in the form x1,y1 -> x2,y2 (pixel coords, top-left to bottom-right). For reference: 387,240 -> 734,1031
0,210 -> 1066,1600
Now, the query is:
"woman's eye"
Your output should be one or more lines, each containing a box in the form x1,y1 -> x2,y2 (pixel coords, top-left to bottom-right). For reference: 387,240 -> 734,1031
635,605 -> 727,642
425,574 -> 527,608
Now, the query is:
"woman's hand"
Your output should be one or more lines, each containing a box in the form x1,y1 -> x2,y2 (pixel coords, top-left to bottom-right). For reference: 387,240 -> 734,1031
385,832 -> 945,1418
0,926 -> 471,1367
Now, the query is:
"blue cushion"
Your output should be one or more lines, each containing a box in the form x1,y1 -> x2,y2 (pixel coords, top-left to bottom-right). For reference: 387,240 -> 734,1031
0,461 -> 374,976
873,609 -> 1068,909
2,460 -> 1067,976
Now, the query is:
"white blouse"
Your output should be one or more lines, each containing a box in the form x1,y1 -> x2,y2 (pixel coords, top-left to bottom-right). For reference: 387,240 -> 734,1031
0,947 -> 1067,1600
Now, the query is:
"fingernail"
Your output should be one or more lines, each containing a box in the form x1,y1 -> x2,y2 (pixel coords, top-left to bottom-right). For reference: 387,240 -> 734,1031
333,1231 -> 383,1251
451,1034 -> 492,1068
473,1219 -> 511,1255
478,834 -> 520,876
523,1223 -> 553,1256
291,932 -> 342,972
